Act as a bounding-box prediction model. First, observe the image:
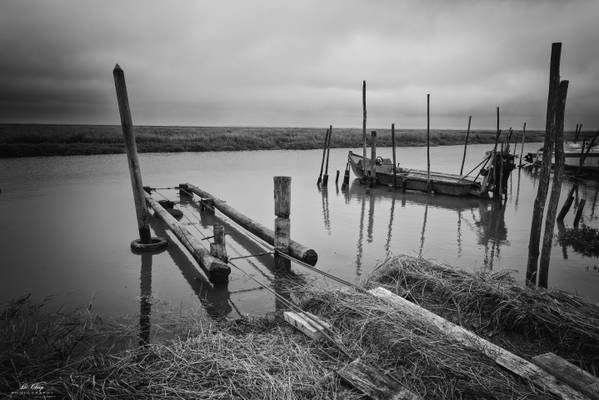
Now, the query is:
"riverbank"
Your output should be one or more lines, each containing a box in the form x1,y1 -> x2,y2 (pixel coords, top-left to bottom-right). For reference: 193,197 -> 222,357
2,256 -> 597,399
0,124 -> 547,158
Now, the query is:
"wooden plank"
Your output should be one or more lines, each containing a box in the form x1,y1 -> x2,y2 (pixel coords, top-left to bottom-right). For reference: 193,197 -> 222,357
283,311 -> 331,340
369,287 -> 589,400
145,193 -> 230,284
337,358 -> 422,400
533,353 -> 599,400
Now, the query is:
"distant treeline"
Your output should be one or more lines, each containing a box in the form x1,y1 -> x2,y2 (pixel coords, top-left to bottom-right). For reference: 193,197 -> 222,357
0,124 -> 555,158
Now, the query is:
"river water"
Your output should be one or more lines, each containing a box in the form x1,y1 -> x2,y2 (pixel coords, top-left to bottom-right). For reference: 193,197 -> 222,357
1,143 -> 598,323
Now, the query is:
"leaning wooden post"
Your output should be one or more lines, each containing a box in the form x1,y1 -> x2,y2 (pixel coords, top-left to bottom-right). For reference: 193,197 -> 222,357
519,122 -> 527,167
323,125 -> 333,187
316,127 -> 330,186
370,131 -> 377,187
274,176 -> 291,271
539,80 -> 569,288
526,42 -> 561,287
362,81 -> 367,167
459,116 -> 472,176
391,123 -> 397,188
426,94 -> 431,192
210,225 -> 228,262
113,64 -> 152,246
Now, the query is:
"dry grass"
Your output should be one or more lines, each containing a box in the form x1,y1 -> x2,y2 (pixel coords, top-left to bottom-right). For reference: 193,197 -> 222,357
367,255 -> 599,375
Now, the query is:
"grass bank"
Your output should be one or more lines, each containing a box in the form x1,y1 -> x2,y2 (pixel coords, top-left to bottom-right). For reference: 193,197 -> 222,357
0,124 -> 548,158
2,256 -> 597,399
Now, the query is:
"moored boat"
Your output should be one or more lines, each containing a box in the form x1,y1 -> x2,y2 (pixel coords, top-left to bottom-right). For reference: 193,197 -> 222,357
564,141 -> 599,171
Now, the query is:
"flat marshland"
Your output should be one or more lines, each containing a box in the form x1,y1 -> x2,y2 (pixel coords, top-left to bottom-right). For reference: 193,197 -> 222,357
2,256 -> 598,399
0,124 -> 548,157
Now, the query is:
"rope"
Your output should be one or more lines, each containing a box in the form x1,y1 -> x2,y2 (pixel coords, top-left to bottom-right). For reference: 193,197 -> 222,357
228,251 -> 274,261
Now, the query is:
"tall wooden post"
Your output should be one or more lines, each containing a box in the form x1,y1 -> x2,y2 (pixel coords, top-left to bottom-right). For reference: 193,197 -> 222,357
519,122 -> 527,167
538,80 -> 569,288
210,224 -> 228,262
391,123 -> 397,188
113,64 -> 151,245
362,81 -> 367,167
460,115 -> 472,176
274,176 -> 291,271
316,127 -> 330,186
323,125 -> 332,187
426,94 -> 431,192
370,131 -> 377,187
526,42 -> 562,287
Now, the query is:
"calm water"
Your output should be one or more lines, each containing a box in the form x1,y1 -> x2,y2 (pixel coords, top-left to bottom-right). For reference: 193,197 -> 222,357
1,143 -> 598,323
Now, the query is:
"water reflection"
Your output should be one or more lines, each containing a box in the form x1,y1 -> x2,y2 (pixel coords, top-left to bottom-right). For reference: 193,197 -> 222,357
139,253 -> 152,346
318,186 -> 331,235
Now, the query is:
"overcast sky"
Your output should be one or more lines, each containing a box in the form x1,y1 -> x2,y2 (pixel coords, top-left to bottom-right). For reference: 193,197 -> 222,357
0,0 -> 597,129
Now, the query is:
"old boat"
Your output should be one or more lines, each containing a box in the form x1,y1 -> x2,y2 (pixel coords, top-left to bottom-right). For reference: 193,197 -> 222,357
564,141 -> 599,171
347,150 -> 515,199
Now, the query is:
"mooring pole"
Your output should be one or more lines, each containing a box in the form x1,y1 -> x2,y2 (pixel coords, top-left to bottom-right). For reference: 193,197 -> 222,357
335,170 -> 340,185
460,116 -> 472,176
274,176 -> 291,271
113,64 -> 152,245
574,123 -> 582,143
519,122 -> 527,167
362,80 -> 367,169
316,127 -> 330,186
526,42 -> 562,287
391,123 -> 397,188
426,94 -> 431,192
539,80 -> 569,288
370,131 -> 377,188
323,125 -> 332,187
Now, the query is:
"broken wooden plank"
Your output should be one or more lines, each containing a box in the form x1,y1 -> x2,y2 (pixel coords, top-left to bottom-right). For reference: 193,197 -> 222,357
533,353 -> 599,400
337,358 -> 422,400
369,287 -> 589,400
283,311 -> 331,340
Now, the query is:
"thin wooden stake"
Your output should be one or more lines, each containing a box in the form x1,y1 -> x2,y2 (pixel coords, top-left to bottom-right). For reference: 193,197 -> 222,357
370,131 -> 377,188
113,64 -> 151,244
391,123 -> 397,188
362,81 -> 367,167
323,125 -> 333,187
426,94 -> 431,192
316,128 -> 330,186
459,116 -> 472,176
519,122 -> 527,167
526,42 -> 561,287
539,80 -> 569,288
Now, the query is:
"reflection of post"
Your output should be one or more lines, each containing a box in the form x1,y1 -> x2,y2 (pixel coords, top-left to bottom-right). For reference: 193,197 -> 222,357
370,131 -> 377,187
139,253 -> 152,346
355,194 -> 366,276
274,176 -> 291,272
319,187 -> 331,234
418,204 -> 429,258
515,169 -> 522,209
592,184 -> 599,218
556,220 -> 568,259
367,190 -> 375,243
457,210 -> 462,257
384,194 -> 396,256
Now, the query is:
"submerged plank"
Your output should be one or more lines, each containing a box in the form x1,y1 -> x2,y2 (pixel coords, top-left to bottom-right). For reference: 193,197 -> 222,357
533,353 -> 599,400
369,287 -> 589,400
337,358 -> 422,400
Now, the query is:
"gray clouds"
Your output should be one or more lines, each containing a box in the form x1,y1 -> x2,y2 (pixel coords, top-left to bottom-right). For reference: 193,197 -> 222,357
0,0 -> 597,129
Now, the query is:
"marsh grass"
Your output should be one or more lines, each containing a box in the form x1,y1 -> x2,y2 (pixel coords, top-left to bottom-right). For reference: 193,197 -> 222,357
1,124 -> 546,157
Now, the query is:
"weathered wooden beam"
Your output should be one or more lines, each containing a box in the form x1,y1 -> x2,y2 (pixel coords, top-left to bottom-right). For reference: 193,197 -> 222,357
362,80 -> 367,166
210,224 -> 228,262
113,64 -> 151,244
145,193 -> 230,284
391,123 -> 397,188
370,131 -> 377,187
337,358 -> 422,400
274,176 -> 291,271
426,94 -> 431,192
283,311 -> 331,340
180,183 -> 318,265
369,287 -> 588,400
533,353 -> 599,400
317,128 -> 330,186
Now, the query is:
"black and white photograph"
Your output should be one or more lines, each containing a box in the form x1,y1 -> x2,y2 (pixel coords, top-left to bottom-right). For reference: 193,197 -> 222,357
1,1 -> 598,398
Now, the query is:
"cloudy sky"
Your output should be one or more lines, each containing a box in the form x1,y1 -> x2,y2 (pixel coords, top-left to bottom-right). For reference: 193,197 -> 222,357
0,0 -> 597,129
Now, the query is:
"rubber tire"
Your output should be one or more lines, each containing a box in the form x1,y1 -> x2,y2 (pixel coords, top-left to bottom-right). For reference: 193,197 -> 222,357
131,236 -> 168,253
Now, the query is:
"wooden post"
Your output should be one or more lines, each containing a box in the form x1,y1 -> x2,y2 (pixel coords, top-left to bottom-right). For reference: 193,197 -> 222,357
539,80 -> 569,288
316,128 -> 330,186
210,225 -> 228,262
574,123 -> 582,143
342,161 -> 350,188
335,170 -> 340,185
574,198 -> 586,228
113,64 -> 151,244
323,125 -> 332,187
426,94 -> 431,192
519,122 -> 527,167
558,184 -> 578,222
391,123 -> 397,188
526,42 -> 561,287
274,176 -> 291,271
370,131 -> 377,187
459,116 -> 471,176
362,81 -> 367,168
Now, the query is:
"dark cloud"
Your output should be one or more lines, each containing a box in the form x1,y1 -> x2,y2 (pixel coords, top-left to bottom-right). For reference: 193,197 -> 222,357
0,0 -> 597,129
